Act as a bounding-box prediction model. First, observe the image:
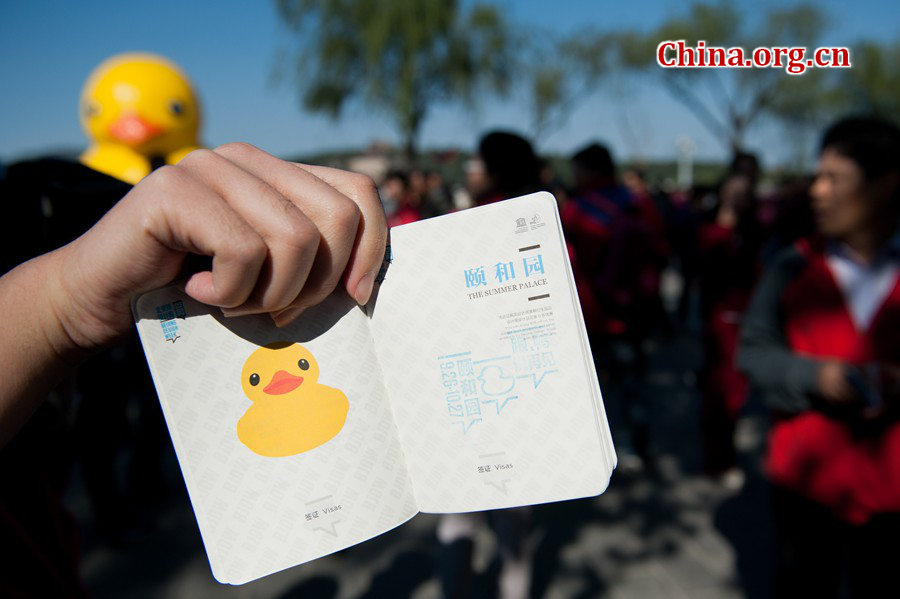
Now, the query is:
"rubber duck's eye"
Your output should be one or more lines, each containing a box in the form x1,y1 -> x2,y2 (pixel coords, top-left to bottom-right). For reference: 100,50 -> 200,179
169,100 -> 185,116
249,373 -> 260,386
82,102 -> 99,118
298,359 -> 310,371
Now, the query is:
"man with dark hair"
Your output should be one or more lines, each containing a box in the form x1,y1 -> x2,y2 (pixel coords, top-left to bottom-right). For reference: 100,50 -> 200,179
738,116 -> 900,598
821,117 -> 900,183
474,131 -> 542,205
437,130 -> 544,598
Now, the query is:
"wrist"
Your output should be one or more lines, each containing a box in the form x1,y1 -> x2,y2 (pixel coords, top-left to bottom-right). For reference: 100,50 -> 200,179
47,240 -> 135,359
28,249 -> 95,366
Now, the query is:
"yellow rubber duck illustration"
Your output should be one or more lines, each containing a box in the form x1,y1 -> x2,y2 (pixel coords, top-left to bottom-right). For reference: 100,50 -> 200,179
238,342 -> 349,458
79,53 -> 202,184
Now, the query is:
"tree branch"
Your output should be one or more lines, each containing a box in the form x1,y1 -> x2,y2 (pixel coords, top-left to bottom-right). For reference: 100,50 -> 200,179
662,74 -> 731,146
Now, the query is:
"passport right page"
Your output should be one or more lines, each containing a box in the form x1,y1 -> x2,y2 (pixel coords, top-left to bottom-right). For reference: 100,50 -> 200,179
368,192 -> 617,513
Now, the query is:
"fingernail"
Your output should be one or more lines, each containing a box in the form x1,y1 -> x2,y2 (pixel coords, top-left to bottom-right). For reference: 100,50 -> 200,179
353,272 -> 375,305
271,306 -> 305,327
221,307 -> 257,317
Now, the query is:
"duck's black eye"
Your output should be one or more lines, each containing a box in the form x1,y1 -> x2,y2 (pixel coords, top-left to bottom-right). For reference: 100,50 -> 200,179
82,102 -> 99,118
249,373 -> 260,386
298,359 -> 310,371
169,100 -> 185,116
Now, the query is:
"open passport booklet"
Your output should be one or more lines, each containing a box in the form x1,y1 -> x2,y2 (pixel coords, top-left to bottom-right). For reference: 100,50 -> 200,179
133,192 -> 616,584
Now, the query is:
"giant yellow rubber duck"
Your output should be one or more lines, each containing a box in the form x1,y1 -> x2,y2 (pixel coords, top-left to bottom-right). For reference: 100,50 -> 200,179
238,342 -> 349,458
80,53 -> 202,184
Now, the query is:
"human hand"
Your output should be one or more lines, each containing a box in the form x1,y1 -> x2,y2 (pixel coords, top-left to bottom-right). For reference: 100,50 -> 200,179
46,143 -> 387,355
715,204 -> 738,229
817,360 -> 859,405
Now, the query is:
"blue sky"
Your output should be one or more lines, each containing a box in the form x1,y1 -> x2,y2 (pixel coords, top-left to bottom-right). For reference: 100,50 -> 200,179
1,0 -> 897,167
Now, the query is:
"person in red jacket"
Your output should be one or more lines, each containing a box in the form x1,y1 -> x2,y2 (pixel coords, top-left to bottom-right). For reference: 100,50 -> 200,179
382,170 -> 423,228
697,171 -> 763,483
738,116 -> 900,598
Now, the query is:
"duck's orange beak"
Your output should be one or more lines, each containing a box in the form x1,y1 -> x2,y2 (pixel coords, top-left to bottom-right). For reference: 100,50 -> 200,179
108,113 -> 163,145
263,370 -> 304,395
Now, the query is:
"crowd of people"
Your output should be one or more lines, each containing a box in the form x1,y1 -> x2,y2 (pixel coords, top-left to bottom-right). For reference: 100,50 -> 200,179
374,119 -> 900,598
1,115 -> 898,598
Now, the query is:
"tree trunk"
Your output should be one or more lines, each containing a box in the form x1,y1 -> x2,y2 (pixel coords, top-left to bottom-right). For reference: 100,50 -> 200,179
401,105 -> 424,166
403,134 -> 417,166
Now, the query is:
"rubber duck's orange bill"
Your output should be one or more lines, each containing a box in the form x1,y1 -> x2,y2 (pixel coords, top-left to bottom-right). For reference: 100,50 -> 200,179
109,113 -> 163,145
263,371 -> 304,395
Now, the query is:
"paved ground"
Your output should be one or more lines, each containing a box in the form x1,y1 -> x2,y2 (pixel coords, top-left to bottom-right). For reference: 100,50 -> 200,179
70,322 -> 778,598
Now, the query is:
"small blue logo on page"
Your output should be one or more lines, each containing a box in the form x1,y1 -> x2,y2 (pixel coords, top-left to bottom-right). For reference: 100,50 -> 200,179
155,300 -> 186,343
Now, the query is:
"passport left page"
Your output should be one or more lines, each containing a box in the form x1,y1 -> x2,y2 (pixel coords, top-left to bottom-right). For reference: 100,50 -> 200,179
133,288 -> 417,585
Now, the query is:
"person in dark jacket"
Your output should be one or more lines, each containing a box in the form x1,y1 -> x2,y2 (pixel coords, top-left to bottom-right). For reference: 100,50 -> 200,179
738,116 -> 900,598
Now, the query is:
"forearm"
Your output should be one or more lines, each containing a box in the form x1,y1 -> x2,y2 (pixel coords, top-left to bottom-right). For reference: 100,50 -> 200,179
0,249 -> 87,447
737,246 -> 819,412
737,331 -> 820,412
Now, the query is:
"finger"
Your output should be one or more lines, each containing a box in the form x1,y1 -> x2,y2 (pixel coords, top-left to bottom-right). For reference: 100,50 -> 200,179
178,148 -> 320,314
213,143 -> 364,310
142,165 -> 267,307
291,163 -> 388,305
